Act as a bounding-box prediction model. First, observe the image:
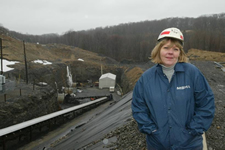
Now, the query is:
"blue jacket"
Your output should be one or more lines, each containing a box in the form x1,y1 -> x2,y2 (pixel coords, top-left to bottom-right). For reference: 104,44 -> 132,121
132,63 -> 215,150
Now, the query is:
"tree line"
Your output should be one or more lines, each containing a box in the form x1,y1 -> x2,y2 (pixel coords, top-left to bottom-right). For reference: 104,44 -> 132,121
2,13 -> 225,62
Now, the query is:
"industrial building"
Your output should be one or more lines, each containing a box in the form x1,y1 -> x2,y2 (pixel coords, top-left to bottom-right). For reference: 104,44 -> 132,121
99,73 -> 116,90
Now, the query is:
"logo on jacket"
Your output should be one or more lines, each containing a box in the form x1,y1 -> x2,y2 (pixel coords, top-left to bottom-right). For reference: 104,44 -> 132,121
177,85 -> 190,90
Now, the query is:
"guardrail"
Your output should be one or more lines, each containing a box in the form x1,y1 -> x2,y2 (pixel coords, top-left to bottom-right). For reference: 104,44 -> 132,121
0,95 -> 112,150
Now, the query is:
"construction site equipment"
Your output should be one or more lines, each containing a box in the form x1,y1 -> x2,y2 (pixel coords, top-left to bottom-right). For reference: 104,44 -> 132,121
0,96 -> 112,150
64,94 -> 113,104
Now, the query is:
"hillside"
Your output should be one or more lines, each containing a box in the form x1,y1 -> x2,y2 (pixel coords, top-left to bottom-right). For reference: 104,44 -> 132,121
187,49 -> 225,62
0,34 -> 112,64
1,13 -> 225,63
0,34 -> 225,150
0,34 -> 123,88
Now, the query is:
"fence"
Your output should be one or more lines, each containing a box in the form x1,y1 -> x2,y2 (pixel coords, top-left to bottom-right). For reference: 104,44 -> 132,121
0,79 -> 44,102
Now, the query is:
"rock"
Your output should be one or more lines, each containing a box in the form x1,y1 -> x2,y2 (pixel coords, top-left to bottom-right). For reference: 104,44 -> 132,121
101,119 -> 147,150
208,147 -> 213,150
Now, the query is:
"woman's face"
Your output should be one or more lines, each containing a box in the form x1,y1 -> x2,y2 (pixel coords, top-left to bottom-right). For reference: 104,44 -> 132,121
160,40 -> 180,67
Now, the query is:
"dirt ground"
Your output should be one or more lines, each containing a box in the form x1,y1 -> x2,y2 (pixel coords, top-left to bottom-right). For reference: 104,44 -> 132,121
106,60 -> 225,150
191,60 -> 225,150
88,60 -> 225,150
26,60 -> 224,150
1,33 -> 225,149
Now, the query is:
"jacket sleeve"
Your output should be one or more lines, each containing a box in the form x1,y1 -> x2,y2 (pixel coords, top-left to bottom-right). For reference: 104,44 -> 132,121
132,77 -> 157,135
187,71 -> 215,136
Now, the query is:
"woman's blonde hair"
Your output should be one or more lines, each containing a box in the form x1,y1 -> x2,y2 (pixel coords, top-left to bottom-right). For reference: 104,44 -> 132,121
151,38 -> 189,64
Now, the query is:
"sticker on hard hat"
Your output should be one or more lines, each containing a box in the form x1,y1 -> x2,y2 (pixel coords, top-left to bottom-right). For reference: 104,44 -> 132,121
171,29 -> 179,34
161,31 -> 170,35
180,35 -> 183,39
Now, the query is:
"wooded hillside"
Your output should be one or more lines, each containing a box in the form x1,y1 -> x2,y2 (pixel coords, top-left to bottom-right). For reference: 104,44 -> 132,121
1,13 -> 225,62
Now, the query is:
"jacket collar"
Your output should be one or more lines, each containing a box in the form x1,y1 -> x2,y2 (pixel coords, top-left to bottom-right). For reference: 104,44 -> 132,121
174,63 -> 185,72
156,63 -> 185,73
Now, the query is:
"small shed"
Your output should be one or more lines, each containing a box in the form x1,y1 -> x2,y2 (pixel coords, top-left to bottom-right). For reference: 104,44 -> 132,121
99,73 -> 116,89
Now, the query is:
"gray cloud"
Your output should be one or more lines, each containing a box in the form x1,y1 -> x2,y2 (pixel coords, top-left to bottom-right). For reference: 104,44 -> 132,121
0,0 -> 224,35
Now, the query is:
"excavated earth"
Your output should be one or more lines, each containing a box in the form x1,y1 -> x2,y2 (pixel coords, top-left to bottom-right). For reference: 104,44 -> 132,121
0,33 -> 225,150
2,60 -> 223,150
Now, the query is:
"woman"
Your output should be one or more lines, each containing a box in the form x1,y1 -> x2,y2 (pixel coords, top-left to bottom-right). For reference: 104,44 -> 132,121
132,27 -> 215,150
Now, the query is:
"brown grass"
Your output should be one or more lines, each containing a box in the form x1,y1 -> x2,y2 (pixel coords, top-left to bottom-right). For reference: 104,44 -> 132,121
187,49 -> 225,62
124,67 -> 143,89
2,34 -> 225,84
0,35 -> 103,64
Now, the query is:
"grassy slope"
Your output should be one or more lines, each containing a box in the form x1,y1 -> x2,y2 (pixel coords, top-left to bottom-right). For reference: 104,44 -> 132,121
0,35 -> 103,64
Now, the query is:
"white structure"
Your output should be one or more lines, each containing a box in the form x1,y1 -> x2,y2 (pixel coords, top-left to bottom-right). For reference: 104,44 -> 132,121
99,73 -> 116,89
67,66 -> 73,87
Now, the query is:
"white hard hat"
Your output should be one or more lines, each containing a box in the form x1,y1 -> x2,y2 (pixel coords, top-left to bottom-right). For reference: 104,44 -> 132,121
157,27 -> 184,45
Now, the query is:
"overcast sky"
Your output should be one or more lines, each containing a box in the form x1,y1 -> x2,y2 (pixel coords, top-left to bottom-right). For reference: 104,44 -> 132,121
0,0 -> 224,35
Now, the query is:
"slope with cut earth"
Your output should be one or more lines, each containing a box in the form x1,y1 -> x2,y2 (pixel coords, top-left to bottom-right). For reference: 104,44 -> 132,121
1,33 -> 225,150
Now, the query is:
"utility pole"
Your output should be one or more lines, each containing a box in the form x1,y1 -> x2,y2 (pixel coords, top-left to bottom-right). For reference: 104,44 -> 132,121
0,38 -> 3,75
23,40 -> 28,84
100,58 -> 103,75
